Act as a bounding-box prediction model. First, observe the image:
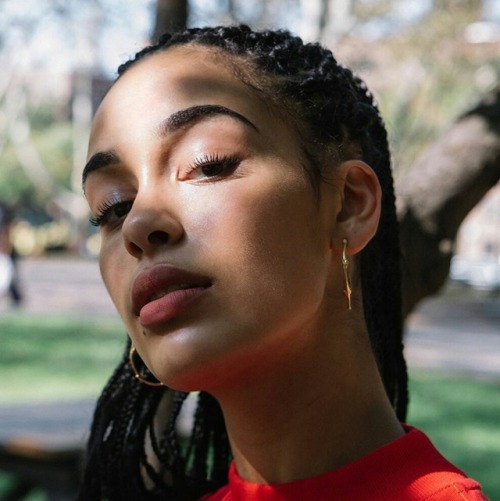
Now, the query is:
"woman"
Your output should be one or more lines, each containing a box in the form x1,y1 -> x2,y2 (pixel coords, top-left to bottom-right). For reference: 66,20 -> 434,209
79,25 -> 486,500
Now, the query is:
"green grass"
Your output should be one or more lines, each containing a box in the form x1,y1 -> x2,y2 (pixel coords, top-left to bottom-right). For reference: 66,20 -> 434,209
0,312 -> 125,403
408,370 -> 500,500
0,313 -> 125,500
0,313 -> 499,499
0,473 -> 46,501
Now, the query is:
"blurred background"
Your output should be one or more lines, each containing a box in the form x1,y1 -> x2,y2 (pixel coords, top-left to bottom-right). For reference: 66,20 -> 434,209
0,0 -> 499,499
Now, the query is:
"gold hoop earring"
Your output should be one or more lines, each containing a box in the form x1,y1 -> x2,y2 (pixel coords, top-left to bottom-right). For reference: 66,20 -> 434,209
129,346 -> 164,387
342,238 -> 352,311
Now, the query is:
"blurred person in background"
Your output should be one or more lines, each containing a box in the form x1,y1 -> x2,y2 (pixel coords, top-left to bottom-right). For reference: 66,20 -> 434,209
0,202 -> 23,306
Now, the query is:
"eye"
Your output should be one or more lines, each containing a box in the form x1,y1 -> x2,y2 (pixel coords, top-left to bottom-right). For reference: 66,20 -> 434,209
187,153 -> 241,180
89,199 -> 133,227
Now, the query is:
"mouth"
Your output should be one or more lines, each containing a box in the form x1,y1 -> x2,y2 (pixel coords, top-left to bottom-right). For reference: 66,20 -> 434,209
132,264 -> 212,324
149,283 -> 199,301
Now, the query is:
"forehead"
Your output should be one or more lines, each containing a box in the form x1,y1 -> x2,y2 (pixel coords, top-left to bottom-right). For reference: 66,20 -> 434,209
89,45 -> 273,148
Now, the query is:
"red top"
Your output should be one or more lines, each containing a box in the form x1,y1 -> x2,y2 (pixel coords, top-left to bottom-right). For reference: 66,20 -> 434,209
202,427 -> 487,500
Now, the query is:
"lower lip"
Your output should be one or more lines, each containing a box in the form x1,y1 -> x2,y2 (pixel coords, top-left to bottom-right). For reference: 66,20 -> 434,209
138,286 -> 209,329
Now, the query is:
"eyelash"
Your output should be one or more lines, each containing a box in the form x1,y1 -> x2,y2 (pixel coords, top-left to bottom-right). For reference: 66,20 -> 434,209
88,153 -> 241,227
89,198 -> 132,227
189,153 -> 241,179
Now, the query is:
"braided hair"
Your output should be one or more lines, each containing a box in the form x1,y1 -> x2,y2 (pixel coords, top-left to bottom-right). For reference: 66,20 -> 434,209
78,25 -> 408,501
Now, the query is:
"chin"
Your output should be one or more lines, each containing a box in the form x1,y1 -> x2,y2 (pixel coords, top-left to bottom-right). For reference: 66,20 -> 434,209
156,362 -> 221,394
144,335 -> 225,392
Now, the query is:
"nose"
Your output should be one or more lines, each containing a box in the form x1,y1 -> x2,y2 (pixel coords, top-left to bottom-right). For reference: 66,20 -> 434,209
121,196 -> 184,258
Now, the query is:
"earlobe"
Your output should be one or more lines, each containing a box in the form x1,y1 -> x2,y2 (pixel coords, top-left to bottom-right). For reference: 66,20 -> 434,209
335,160 -> 381,255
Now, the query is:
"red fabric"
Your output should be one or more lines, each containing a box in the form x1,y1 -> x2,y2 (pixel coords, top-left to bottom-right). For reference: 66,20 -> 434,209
202,427 -> 488,500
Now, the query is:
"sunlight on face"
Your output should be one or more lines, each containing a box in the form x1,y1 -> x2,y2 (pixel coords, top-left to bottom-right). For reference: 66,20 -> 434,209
84,45 -> 343,393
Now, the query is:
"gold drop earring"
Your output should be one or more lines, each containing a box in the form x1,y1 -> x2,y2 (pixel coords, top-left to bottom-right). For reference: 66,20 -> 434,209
342,238 -> 352,311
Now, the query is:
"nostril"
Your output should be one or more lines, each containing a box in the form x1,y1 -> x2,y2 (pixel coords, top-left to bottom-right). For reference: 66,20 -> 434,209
148,230 -> 169,245
128,241 -> 142,257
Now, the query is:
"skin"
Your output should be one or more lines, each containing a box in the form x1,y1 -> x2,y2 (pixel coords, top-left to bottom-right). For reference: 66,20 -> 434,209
84,45 -> 403,485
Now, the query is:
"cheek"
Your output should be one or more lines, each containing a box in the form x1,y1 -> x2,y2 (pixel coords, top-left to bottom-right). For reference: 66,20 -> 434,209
189,178 -> 330,307
98,235 -> 129,312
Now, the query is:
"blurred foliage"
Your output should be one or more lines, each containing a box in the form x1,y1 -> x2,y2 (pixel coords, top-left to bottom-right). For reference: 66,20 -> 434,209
33,122 -> 73,185
0,107 -> 73,206
337,1 -> 499,174
0,147 -> 34,205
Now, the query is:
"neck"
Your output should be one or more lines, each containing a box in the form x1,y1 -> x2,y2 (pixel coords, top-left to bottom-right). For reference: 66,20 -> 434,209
211,327 -> 403,484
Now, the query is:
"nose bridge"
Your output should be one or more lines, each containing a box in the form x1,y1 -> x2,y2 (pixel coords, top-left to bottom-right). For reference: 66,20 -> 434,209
122,181 -> 183,257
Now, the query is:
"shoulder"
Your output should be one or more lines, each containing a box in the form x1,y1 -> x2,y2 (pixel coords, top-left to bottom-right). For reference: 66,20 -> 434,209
379,426 -> 489,500
419,480 -> 488,500
199,427 -> 489,500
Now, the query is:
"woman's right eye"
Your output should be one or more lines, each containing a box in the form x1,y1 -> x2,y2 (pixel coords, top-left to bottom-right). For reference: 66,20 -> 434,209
89,200 -> 133,227
184,153 -> 241,181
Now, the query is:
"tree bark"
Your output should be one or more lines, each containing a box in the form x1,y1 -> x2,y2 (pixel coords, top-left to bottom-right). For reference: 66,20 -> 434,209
397,85 -> 500,316
151,0 -> 188,42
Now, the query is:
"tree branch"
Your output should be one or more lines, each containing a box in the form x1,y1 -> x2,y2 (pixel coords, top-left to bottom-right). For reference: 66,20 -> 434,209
397,85 -> 500,316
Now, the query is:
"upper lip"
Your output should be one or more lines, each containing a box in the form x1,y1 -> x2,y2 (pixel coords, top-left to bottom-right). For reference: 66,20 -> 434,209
131,264 -> 212,316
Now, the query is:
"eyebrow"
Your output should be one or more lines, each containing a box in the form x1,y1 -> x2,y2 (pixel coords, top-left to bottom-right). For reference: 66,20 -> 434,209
82,150 -> 120,188
82,104 -> 258,189
158,104 -> 258,135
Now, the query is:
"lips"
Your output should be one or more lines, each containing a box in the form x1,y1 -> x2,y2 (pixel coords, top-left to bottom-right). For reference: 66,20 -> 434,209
132,264 -> 212,328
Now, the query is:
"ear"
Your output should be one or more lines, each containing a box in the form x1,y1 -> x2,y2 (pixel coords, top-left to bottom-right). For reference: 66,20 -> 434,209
334,160 -> 381,255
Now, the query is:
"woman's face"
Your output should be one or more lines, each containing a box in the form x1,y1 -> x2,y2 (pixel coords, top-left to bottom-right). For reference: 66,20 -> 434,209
84,46 -> 343,391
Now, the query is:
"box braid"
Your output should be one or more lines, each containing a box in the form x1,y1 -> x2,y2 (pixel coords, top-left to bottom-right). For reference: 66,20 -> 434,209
78,25 -> 408,500
77,338 -> 230,500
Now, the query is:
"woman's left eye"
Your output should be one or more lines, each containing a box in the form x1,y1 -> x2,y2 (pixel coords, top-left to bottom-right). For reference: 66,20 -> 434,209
188,154 -> 241,180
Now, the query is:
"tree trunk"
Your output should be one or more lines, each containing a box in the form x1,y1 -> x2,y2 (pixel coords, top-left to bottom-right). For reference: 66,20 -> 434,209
151,0 -> 189,42
397,86 -> 500,316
